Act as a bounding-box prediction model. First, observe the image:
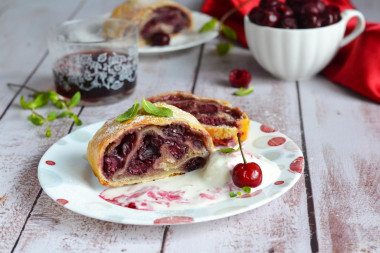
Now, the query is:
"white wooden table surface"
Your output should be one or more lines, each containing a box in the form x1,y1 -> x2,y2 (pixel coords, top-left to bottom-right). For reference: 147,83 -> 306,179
0,0 -> 379,252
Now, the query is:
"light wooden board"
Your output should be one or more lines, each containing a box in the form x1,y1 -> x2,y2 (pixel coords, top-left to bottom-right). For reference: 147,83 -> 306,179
0,2 -> 85,252
0,0 -> 85,117
164,42 -> 312,252
298,76 -> 380,252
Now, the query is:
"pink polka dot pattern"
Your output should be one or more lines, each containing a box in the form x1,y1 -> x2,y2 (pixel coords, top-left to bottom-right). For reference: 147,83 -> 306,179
56,199 -> 68,205
289,157 -> 304,174
260,125 -> 277,133
268,137 -> 286,146
46,160 -> 56,166
274,181 -> 285,185
153,216 -> 194,224
238,189 -> 262,198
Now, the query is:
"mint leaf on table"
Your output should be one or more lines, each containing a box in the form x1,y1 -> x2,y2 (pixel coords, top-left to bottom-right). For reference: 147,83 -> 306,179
217,147 -> 240,153
141,97 -> 173,118
199,18 -> 218,33
47,90 -> 59,103
47,110 -> 56,121
233,86 -> 254,96
29,93 -> 49,109
221,25 -> 237,41
68,91 -> 81,108
20,96 -> 31,109
57,111 -> 70,118
115,99 -> 140,122
29,113 -> 44,126
216,42 -> 233,56
13,83 -> 83,138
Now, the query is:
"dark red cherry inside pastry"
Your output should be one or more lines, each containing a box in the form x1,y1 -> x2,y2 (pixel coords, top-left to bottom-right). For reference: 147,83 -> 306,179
102,124 -> 209,179
147,91 -> 250,147
150,32 -> 170,46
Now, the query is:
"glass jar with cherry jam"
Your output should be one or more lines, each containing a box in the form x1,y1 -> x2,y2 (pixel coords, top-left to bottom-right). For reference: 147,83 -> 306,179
48,18 -> 138,105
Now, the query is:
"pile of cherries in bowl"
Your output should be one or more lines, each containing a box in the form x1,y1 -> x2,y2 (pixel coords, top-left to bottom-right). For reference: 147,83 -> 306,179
248,0 -> 342,29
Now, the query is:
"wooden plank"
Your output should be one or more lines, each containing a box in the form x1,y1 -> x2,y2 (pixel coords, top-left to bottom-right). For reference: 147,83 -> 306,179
13,1 -> 205,252
298,76 -> 380,252
0,2 -> 88,252
164,42 -> 312,252
351,0 -> 380,22
0,0 -> 85,117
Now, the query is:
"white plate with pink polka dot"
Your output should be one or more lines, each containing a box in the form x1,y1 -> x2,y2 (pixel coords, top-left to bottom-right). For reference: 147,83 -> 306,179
38,120 -> 304,225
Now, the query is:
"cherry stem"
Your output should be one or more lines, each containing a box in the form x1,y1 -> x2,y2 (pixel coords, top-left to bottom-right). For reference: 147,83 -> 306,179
218,0 -> 252,41
7,83 -> 40,94
237,133 -> 247,164
219,0 -> 252,25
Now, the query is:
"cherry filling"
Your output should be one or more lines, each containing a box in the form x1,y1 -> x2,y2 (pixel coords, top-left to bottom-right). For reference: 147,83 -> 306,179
184,157 -> 206,172
148,95 -> 244,127
102,124 -> 208,179
140,7 -> 190,40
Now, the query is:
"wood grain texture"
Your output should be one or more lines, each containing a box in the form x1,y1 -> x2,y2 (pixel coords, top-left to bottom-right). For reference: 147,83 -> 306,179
298,76 -> 380,252
164,42 -> 312,253
0,0 -> 84,117
351,0 -> 380,23
0,2 -> 87,252
0,48 -> 83,252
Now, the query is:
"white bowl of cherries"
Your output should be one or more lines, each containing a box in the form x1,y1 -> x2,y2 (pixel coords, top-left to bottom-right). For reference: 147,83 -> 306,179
244,0 -> 365,81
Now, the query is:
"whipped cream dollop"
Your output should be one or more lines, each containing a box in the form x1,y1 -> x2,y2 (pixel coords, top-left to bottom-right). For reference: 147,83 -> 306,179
100,149 -> 281,211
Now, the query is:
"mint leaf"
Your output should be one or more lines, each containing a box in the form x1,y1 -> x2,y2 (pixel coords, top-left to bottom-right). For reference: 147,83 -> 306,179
47,110 -> 56,121
217,147 -> 239,153
221,25 -> 237,41
115,99 -> 140,122
69,92 -> 81,108
56,101 -> 66,109
29,114 -> 44,126
72,115 -> 82,126
216,42 -> 233,56
242,186 -> 251,193
48,91 -> 60,103
199,18 -> 218,33
20,96 -> 31,109
46,129 -> 52,137
29,93 -> 48,109
229,191 -> 237,198
233,86 -> 254,96
57,111 -> 70,118
141,97 -> 173,118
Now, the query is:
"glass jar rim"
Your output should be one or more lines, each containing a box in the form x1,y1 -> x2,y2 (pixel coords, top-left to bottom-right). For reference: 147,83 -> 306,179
48,17 -> 138,45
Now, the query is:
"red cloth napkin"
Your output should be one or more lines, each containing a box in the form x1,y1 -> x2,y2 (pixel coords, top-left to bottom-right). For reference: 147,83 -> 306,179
202,0 -> 380,103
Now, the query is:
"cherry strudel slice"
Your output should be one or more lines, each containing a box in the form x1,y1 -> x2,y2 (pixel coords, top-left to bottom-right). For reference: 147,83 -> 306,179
147,91 -> 250,146
107,0 -> 193,46
87,103 -> 214,186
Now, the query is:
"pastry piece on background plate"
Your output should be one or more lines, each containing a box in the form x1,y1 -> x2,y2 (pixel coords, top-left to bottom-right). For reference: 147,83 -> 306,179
147,91 -> 250,146
87,103 -> 214,186
106,0 -> 193,46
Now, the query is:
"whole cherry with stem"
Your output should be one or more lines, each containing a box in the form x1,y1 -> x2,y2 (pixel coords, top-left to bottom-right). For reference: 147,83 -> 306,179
232,133 -> 263,188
